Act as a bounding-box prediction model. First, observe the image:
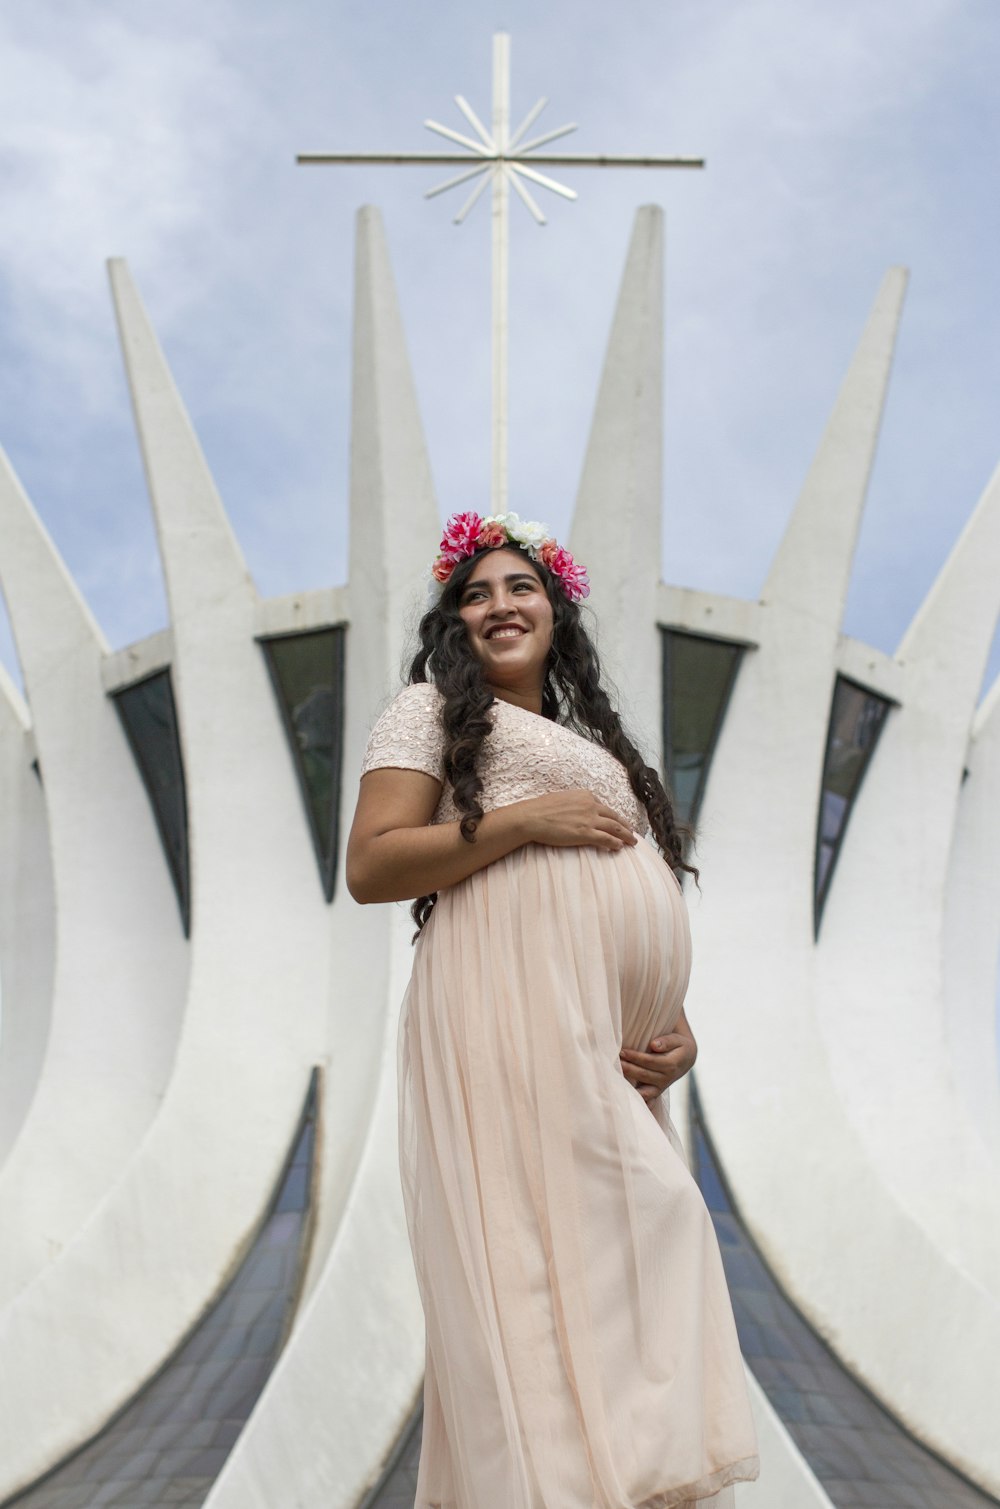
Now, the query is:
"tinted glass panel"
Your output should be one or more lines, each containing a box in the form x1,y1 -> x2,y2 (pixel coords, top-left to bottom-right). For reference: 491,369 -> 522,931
661,629 -> 744,828
815,677 -> 891,933
259,627 -> 346,902
5,1071 -> 318,1509
358,1402 -> 423,1509
112,669 -> 190,936
690,1086 -> 997,1507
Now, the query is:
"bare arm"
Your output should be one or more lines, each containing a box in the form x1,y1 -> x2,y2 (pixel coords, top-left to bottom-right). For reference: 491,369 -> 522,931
346,767 -> 638,905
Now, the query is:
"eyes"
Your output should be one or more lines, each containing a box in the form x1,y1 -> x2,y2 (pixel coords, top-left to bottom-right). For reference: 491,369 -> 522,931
461,580 -> 537,606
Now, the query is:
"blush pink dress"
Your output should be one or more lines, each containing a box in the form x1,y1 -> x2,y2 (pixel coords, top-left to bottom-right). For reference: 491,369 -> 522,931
361,682 -> 759,1509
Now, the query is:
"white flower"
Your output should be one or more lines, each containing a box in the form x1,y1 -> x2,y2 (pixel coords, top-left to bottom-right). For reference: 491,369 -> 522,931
483,511 -> 516,531
507,516 -> 549,551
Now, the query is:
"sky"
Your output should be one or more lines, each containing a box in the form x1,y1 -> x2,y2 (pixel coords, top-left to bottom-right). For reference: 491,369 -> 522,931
0,0 -> 998,696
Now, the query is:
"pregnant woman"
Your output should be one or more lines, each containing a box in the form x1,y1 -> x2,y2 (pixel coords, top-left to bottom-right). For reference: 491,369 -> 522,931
347,511 -> 759,1508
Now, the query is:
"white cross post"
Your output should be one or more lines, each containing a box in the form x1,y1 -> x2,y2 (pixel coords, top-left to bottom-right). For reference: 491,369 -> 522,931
298,31 -> 704,515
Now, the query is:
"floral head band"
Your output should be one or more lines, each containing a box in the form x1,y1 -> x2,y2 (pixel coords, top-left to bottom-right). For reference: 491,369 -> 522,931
428,511 -> 590,603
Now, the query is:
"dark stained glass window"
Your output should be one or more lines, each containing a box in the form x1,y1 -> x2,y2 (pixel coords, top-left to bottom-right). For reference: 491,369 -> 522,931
259,627 -> 346,902
689,1084 -> 998,1508
111,668 -> 190,936
815,675 -> 892,934
660,628 -> 745,829
3,1069 -> 319,1509
358,1401 -> 423,1509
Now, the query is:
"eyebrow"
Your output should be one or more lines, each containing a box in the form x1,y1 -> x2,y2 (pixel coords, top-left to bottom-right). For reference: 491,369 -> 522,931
460,572 -> 539,594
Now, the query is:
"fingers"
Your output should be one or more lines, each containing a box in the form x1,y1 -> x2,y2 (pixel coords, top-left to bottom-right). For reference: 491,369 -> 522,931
592,816 -> 638,850
621,1065 -> 663,1101
621,1069 -> 674,1095
531,791 -> 638,850
622,1046 -> 681,1070
597,806 -> 638,845
646,1033 -> 684,1052
595,830 -> 632,851
624,1061 -> 676,1088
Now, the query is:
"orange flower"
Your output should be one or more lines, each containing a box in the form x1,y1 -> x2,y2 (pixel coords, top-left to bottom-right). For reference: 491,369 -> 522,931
477,521 -> 507,548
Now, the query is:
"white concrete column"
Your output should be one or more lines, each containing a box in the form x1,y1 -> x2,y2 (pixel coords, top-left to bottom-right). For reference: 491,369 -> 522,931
820,457 -> 1000,1291
0,259 -> 329,1496
682,269 -> 1000,1489
205,206 -> 435,1509
941,673 -> 1000,1160
0,665 -> 55,1168
0,447 -> 189,1307
570,205 -> 664,756
760,269 -> 908,623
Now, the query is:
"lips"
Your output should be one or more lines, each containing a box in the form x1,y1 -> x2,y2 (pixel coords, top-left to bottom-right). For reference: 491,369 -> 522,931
484,625 -> 527,640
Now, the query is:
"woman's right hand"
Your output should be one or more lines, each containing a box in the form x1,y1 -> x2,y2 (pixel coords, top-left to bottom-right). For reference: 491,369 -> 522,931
517,789 -> 639,852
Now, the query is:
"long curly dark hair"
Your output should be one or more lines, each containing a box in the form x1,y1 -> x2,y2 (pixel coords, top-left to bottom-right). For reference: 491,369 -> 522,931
407,543 -> 699,935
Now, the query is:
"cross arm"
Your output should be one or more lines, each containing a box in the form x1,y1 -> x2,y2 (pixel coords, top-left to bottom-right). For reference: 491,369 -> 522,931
512,153 -> 705,168
296,151 -> 705,169
296,151 -> 496,165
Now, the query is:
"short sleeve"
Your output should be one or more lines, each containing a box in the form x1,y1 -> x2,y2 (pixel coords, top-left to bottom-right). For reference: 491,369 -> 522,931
360,682 -> 446,784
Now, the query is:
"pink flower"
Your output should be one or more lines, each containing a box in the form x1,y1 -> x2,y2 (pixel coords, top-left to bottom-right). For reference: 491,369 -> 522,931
538,543 -> 590,601
431,556 -> 455,583
440,511 -> 484,561
560,559 -> 590,601
476,520 -> 507,548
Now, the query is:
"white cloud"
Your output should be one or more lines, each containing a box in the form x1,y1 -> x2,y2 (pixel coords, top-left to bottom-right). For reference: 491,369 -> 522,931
0,5 -> 262,397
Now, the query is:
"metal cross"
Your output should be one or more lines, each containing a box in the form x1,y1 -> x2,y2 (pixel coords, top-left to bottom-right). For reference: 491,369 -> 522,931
298,32 -> 704,513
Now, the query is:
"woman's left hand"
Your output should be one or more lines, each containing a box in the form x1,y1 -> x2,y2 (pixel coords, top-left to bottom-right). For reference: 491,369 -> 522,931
620,1010 -> 697,1104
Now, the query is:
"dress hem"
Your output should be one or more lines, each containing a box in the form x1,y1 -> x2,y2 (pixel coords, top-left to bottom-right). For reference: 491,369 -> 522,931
417,1452 -> 761,1509
635,1451 -> 761,1507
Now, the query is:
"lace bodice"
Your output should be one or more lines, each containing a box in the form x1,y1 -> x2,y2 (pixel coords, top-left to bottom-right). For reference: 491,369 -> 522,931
360,681 -> 649,836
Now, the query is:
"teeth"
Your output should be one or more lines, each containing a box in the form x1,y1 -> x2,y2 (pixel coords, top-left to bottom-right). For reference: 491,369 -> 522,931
489,627 -> 523,639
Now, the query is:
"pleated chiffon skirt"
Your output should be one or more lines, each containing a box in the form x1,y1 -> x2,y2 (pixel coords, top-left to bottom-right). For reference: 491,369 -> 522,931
397,836 -> 760,1508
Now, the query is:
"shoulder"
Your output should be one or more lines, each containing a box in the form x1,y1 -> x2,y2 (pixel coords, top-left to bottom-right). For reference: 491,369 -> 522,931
392,680 -> 443,711
379,681 -> 445,733
371,680 -> 444,725
360,681 -> 446,781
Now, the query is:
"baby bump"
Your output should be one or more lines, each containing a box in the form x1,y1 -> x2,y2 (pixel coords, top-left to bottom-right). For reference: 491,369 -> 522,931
580,837 -> 692,1050
432,836 -> 691,1054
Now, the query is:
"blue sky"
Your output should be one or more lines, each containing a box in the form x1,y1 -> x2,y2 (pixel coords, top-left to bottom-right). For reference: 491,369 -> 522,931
0,0 -> 997,695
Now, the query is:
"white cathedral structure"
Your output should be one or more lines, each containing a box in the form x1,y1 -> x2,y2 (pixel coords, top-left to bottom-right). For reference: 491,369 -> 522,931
0,204 -> 998,1508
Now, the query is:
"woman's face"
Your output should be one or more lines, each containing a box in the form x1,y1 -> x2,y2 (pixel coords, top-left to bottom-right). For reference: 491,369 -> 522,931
456,548 -> 554,692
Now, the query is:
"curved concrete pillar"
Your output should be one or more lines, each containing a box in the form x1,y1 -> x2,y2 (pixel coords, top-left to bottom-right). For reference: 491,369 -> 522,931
205,205 -> 434,1509
760,269 -> 908,623
0,665 -> 55,1169
683,270 -> 1000,1493
570,204 -> 663,753
820,458 -> 1000,1290
0,261 -> 330,1496
302,204 -> 443,1281
942,674 -> 1000,1161
0,448 -> 189,1305
692,267 -> 1000,1491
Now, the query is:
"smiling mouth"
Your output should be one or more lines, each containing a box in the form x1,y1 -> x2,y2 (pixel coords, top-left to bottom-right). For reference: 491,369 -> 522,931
485,626 -> 526,640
